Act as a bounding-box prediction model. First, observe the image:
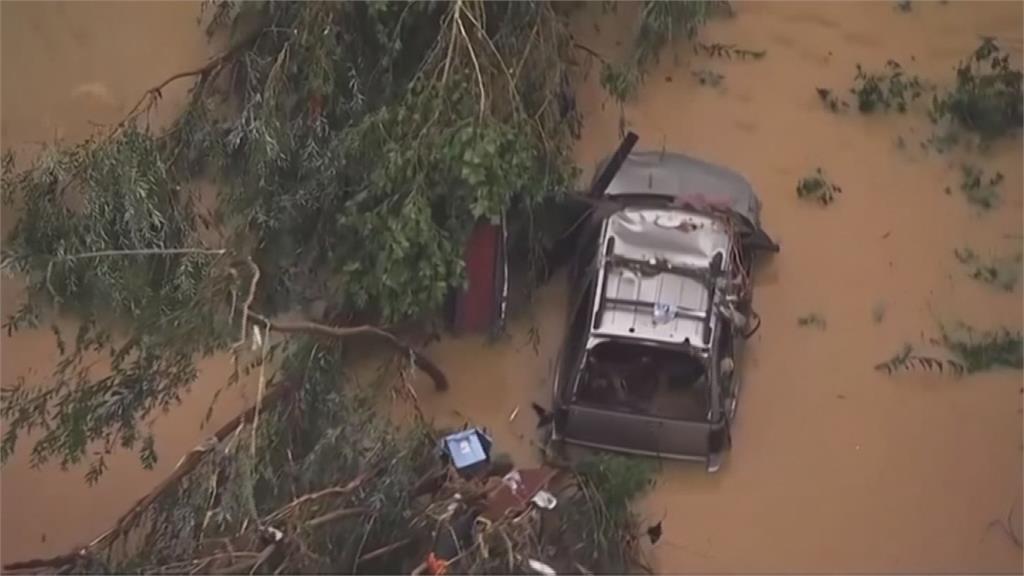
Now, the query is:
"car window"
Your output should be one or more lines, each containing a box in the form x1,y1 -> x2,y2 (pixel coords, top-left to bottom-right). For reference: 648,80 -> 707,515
576,340 -> 709,421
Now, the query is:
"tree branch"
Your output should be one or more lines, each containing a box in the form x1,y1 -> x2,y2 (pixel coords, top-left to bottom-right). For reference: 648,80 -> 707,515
572,42 -> 608,63
246,312 -> 449,392
39,248 -> 228,304
85,376 -> 303,554
115,25 -> 264,133
2,306 -> 451,571
305,506 -> 373,529
356,537 -> 413,565
1,550 -> 91,573
231,258 -> 260,349
262,468 -> 377,524
453,1 -> 486,120
440,0 -> 462,86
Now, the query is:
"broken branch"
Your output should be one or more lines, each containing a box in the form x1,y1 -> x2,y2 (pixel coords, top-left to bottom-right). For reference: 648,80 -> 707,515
262,468 -> 377,524
246,312 -> 449,391
115,26 -> 263,133
305,506 -> 372,529
355,537 -> 413,565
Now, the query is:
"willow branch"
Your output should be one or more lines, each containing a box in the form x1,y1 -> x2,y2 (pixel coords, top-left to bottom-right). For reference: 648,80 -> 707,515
440,0 -> 462,85
572,42 -> 608,63
512,17 -> 539,86
305,506 -> 372,529
82,377 -> 303,554
355,537 -> 413,565
246,312 -> 449,392
262,468 -> 377,524
249,321 -> 270,462
454,2 -> 486,120
231,258 -> 260,349
1,551 -> 90,574
40,248 -> 227,303
463,6 -> 519,113
115,26 -> 264,133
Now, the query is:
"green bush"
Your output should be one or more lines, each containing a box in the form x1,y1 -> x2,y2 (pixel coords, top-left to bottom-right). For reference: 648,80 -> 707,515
930,38 -> 1023,140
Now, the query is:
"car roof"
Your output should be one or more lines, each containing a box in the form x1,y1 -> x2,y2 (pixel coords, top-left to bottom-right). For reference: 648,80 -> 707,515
588,206 -> 731,351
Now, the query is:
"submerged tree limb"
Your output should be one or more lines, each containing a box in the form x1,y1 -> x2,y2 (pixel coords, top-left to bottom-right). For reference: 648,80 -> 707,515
987,503 -> 1023,550
246,312 -> 449,391
262,470 -> 377,524
1,550 -> 93,574
115,25 -> 264,133
35,247 -> 229,305
2,303 -> 449,573
305,506 -> 372,529
86,377 -> 301,553
355,537 -> 414,565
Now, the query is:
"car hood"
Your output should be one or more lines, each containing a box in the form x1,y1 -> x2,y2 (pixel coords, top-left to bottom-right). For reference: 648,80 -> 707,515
597,151 -> 765,231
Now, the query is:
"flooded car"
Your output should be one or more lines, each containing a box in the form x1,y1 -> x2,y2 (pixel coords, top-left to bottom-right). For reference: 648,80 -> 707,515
551,134 -> 778,472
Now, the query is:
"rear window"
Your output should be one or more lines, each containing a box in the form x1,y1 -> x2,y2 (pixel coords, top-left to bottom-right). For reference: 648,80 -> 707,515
574,340 -> 709,421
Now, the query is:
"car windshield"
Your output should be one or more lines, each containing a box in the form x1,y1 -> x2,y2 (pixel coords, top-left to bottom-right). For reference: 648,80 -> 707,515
574,340 -> 709,421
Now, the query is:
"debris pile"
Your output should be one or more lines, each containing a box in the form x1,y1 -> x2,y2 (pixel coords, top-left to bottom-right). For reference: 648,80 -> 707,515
3,346 -> 653,575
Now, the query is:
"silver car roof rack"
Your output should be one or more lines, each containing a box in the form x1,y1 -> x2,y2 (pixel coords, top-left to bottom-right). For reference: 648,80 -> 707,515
593,238 -> 724,346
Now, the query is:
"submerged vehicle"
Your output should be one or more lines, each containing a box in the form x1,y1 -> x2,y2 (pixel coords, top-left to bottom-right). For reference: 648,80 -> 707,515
550,133 -> 778,472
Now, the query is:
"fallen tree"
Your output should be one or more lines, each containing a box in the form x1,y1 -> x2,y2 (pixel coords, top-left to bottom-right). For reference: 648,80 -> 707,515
3,338 -> 654,574
1,0 -> 581,475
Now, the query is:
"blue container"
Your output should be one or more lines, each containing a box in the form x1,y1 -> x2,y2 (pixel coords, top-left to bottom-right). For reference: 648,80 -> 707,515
441,428 -> 492,473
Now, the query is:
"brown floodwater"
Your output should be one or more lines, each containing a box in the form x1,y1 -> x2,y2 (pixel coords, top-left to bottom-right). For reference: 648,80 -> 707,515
2,1 -> 1022,573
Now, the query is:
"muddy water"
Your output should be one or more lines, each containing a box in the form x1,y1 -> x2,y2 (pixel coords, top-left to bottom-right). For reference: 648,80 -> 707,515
2,1 -> 1022,573
573,4 -> 1024,572
0,1 -> 261,564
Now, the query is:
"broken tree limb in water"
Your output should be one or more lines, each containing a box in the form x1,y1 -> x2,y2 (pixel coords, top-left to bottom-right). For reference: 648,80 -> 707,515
246,312 -> 449,391
114,24 -> 264,134
89,376 -> 302,552
2,312 -> 448,574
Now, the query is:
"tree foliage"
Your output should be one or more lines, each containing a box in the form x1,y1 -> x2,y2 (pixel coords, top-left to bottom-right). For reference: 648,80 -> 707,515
1,130 -> 235,474
1,0 -> 581,473
174,1 -> 580,320
598,0 -> 730,102
0,2 -> 696,571
4,338 -> 654,574
930,38 -> 1023,140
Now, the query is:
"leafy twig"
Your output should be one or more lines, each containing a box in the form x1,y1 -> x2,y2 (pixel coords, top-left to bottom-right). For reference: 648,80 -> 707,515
797,313 -> 827,330
874,344 -> 965,376
957,164 -> 1003,210
796,168 -> 842,205
36,248 -> 227,304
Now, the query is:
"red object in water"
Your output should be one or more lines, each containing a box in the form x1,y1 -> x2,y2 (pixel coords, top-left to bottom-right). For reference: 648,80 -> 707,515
425,553 -> 448,576
453,219 -> 506,334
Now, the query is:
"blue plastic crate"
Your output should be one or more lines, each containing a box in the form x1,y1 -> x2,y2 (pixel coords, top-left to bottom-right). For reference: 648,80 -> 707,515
441,428 -> 492,471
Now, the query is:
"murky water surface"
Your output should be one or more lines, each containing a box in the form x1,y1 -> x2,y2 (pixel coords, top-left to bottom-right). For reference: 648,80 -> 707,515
2,2 -> 1022,572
